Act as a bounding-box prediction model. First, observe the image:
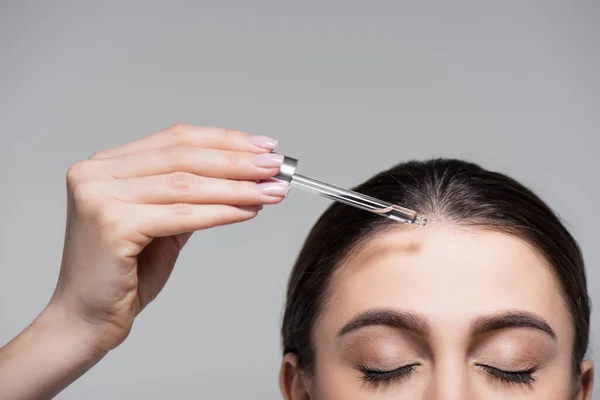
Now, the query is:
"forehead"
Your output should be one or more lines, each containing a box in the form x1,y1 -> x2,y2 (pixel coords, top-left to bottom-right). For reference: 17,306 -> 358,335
320,224 -> 573,341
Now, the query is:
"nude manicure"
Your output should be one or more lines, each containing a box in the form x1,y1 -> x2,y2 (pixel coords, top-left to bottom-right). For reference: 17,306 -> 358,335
251,153 -> 284,168
249,135 -> 279,150
257,181 -> 290,196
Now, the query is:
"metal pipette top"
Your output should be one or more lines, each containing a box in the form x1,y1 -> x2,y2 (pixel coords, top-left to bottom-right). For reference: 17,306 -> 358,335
273,155 -> 427,226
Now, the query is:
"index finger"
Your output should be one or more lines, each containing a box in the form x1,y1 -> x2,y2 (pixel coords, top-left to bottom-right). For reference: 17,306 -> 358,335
90,124 -> 279,160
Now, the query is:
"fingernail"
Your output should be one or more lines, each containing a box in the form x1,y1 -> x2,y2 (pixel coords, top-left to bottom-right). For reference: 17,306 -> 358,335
239,205 -> 263,212
251,153 -> 284,168
257,181 -> 290,196
249,135 -> 279,150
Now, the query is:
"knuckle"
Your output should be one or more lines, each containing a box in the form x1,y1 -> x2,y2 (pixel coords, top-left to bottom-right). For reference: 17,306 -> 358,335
222,128 -> 249,141
66,161 -> 90,188
71,181 -> 105,210
89,149 -> 110,160
169,124 -> 197,144
224,151 -> 244,170
221,128 -> 250,149
166,123 -> 194,136
167,171 -> 195,198
70,184 -> 134,239
173,129 -> 195,145
170,202 -> 196,218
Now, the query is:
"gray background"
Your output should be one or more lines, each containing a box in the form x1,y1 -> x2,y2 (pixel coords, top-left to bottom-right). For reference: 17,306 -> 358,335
1,1 -> 598,398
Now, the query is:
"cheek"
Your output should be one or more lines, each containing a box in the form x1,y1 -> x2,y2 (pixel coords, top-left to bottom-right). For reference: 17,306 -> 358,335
311,364 -> 361,400
310,345 -> 358,399
531,372 -> 576,400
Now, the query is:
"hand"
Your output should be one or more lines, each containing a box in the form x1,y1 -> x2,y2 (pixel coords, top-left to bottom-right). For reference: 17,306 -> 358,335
48,124 -> 288,354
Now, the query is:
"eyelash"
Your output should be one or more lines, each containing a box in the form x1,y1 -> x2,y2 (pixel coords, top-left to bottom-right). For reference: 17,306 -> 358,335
360,364 -> 538,387
360,364 -> 419,385
477,364 -> 538,385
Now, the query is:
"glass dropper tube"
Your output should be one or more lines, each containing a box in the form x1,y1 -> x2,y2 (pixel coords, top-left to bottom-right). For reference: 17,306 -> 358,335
273,155 -> 427,226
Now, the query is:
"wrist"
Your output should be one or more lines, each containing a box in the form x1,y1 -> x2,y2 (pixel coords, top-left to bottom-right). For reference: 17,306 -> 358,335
0,302 -> 108,399
39,300 -> 110,361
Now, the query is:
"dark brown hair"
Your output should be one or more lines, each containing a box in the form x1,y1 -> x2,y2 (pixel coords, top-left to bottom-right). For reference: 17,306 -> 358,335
281,158 -> 590,376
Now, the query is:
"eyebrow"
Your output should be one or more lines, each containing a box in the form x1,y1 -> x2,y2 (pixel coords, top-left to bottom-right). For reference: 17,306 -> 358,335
337,309 -> 428,337
337,309 -> 557,340
470,310 -> 557,340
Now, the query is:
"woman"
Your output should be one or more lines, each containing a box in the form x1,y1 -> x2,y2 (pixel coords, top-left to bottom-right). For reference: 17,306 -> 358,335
0,124 -> 593,399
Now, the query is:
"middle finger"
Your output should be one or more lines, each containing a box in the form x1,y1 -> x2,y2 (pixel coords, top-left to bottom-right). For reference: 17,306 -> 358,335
106,173 -> 290,205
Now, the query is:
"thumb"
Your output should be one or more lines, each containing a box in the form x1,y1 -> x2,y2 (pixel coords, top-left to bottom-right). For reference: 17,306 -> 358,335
135,233 -> 193,313
177,231 -> 194,248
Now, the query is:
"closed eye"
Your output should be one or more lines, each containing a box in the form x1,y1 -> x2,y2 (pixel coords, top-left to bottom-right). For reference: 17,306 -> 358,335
360,363 -> 420,386
477,364 -> 537,385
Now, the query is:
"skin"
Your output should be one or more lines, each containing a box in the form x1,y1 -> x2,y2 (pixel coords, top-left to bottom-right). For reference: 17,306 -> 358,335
280,225 -> 594,399
0,123 -> 592,399
0,124 -> 289,399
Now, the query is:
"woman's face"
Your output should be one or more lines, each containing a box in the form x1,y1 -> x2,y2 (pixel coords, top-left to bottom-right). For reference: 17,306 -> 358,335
300,224 -> 590,399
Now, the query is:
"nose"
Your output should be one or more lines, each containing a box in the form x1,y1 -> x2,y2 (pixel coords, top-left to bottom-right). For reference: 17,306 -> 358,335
424,359 -> 474,400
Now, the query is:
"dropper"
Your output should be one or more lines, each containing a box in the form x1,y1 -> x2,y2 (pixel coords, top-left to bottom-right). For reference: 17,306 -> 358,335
272,155 -> 427,226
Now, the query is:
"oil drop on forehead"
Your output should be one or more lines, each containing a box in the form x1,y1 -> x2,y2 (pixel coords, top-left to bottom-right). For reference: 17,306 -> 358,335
272,154 -> 428,226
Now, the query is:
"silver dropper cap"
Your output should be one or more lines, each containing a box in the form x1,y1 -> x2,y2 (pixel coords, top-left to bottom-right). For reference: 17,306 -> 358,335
273,156 -> 298,183
272,155 -> 427,226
